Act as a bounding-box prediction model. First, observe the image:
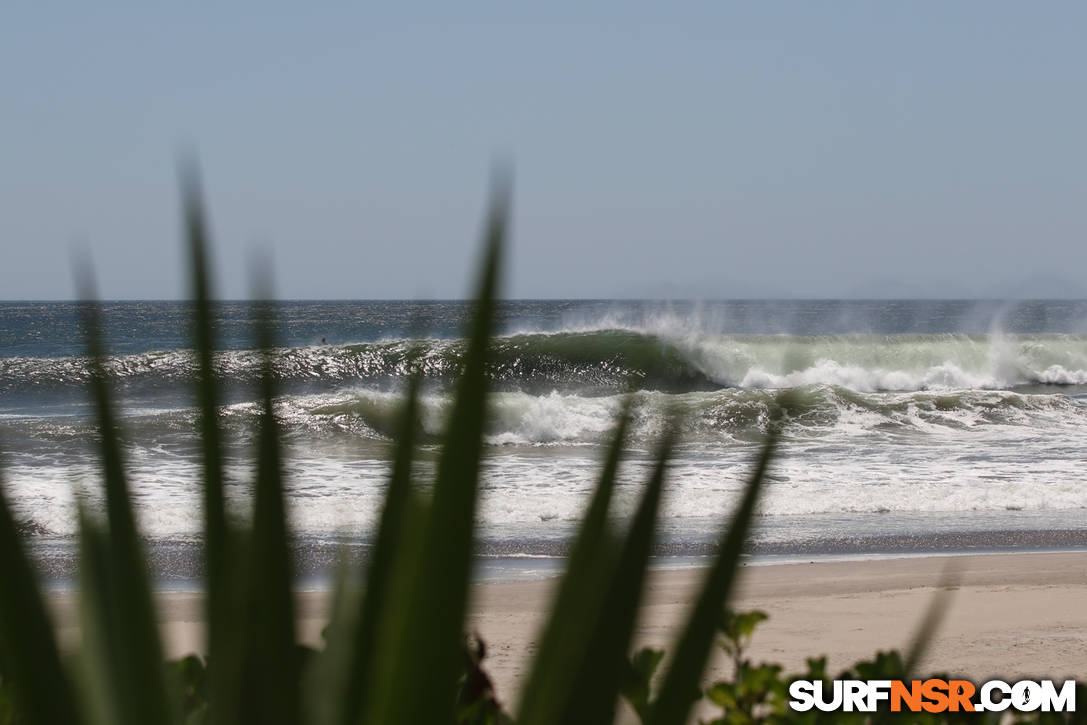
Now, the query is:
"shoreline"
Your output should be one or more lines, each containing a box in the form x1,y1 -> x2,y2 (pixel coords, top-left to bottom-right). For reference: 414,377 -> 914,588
28,525 -> 1087,588
45,550 -> 1087,705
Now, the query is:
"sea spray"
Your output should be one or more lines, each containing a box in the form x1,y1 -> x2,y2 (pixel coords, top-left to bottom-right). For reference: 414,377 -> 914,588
3,300 -> 1087,558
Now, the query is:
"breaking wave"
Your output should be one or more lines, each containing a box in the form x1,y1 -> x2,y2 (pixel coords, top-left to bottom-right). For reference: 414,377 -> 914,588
286,385 -> 1087,446
4,330 -> 1087,398
7,384 -> 1085,451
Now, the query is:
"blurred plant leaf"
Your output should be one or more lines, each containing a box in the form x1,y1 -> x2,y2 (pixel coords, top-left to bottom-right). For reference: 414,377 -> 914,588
363,177 -> 508,724
904,563 -> 959,677
180,164 -> 245,725
238,289 -> 301,725
0,464 -> 83,725
558,422 -> 678,724
305,367 -> 426,725
649,424 -> 780,725
516,400 -> 632,723
77,285 -> 173,725
180,165 -> 229,657
622,647 -> 666,723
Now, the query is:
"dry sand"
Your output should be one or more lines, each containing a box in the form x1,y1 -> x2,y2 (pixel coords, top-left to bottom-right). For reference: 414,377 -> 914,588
47,551 -> 1087,708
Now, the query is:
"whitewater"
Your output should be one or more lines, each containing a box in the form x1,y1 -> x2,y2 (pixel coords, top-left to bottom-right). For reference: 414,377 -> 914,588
1,299 -> 1086,575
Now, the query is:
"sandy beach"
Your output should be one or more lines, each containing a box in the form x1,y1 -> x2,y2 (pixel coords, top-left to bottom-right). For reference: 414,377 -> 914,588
466,552 -> 1087,702
47,551 -> 1087,706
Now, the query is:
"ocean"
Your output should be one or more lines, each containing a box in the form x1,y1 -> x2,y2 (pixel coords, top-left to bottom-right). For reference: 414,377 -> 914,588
2,299 -> 1087,583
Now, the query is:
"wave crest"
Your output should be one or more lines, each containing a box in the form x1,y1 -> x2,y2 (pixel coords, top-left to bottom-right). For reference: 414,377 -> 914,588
4,330 -> 1087,397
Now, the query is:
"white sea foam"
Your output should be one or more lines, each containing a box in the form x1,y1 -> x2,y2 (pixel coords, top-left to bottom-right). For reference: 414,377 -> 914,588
7,311 -> 1087,548
6,382 -> 1085,542
287,383 -> 1087,446
669,331 -> 1087,391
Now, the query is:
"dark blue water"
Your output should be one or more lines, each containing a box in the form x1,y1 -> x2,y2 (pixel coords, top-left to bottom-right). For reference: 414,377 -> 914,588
5,299 -> 1087,358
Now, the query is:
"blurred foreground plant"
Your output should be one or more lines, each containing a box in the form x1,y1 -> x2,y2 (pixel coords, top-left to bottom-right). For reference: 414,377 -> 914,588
0,175 -> 1081,725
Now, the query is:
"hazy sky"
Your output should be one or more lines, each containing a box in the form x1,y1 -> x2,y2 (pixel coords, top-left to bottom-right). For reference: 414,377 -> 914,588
3,3 -> 1086,300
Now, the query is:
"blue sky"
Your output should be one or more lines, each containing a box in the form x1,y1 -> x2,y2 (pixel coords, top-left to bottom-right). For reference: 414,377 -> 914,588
3,3 -> 1086,299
